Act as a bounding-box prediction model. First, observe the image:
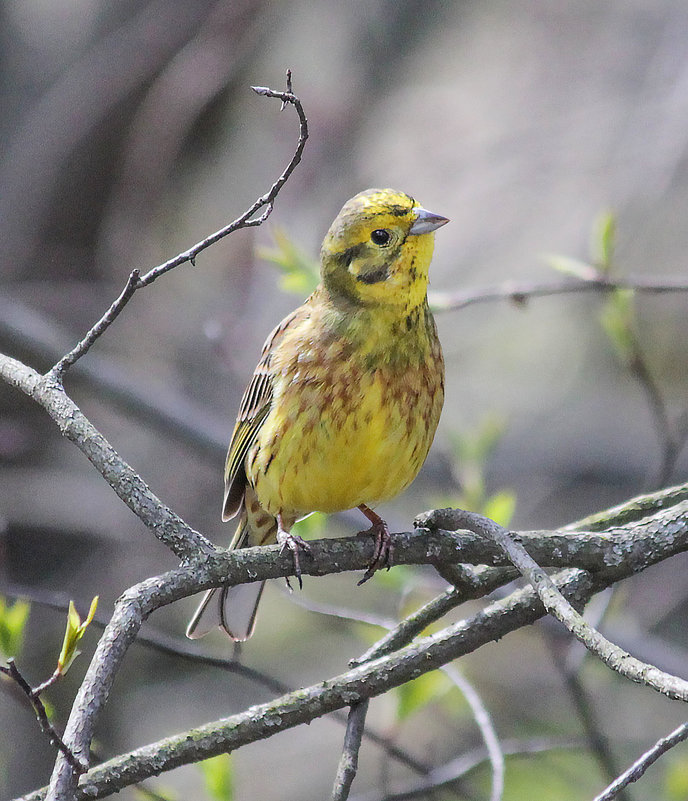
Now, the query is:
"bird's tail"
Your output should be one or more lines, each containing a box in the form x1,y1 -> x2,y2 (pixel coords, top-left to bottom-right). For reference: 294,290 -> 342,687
186,511 -> 277,641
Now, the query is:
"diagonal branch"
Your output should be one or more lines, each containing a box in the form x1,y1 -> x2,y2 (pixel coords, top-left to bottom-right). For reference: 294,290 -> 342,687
49,269 -> 140,381
9,491 -> 688,801
14,567 -> 598,801
0,660 -> 87,775
421,509 -> 688,701
592,720 -> 688,801
0,354 -> 211,561
46,72 -> 307,383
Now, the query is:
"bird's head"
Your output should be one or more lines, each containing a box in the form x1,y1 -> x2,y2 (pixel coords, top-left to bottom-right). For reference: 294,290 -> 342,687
320,188 -> 448,309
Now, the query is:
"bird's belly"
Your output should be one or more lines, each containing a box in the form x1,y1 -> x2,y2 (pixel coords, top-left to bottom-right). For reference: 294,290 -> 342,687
248,368 -> 441,516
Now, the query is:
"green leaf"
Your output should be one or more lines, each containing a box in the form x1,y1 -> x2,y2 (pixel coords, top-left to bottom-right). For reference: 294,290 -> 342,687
600,288 -> 635,363
449,414 -> 505,466
0,597 -> 30,658
258,227 -> 320,296
542,254 -> 599,281
292,511 -> 327,539
592,210 -> 616,271
482,490 -> 517,527
373,564 -> 417,593
395,671 -> 449,721
133,785 -> 177,801
665,754 -> 688,800
199,754 -> 234,801
57,597 -> 98,675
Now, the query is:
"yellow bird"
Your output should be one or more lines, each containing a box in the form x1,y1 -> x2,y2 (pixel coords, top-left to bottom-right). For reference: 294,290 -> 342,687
187,188 -> 448,640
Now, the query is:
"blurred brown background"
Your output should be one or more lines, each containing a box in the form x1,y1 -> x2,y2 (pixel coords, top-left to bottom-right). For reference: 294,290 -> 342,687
2,1 -> 688,799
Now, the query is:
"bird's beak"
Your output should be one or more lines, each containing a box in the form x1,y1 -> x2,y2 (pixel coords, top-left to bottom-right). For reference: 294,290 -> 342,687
408,206 -> 450,235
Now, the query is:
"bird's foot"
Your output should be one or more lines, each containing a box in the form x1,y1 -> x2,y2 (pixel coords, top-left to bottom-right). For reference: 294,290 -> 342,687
277,527 -> 311,590
356,504 -> 393,585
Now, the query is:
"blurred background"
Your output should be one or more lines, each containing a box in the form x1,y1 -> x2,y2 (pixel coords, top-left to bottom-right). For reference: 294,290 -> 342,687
2,1 -> 688,799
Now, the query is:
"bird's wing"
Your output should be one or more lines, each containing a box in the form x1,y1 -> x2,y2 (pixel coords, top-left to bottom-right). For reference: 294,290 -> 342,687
222,307 -> 302,520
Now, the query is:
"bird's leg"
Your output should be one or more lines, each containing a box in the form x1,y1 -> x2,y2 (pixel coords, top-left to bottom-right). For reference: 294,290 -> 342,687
356,504 -> 393,585
276,513 -> 311,590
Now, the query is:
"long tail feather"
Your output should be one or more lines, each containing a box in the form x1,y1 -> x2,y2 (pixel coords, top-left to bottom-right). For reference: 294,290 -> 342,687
186,506 -> 276,640
186,581 -> 266,641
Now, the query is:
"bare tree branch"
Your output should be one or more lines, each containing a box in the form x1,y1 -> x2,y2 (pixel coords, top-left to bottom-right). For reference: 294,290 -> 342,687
1,583 -> 431,779
428,273 -> 688,313
0,660 -> 87,775
332,701 -> 370,801
420,508 -> 688,701
45,74 -> 307,383
5,486 -> 688,801
592,721 -> 688,801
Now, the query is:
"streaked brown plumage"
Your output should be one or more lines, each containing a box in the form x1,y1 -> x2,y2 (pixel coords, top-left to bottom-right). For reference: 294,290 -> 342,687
187,188 -> 448,640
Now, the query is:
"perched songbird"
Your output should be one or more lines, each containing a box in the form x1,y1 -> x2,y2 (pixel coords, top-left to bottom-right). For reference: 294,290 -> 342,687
187,188 -> 448,640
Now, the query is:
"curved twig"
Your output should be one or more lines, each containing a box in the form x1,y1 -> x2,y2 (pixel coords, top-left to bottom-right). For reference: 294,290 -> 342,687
46,73 -> 308,383
421,509 -> 688,701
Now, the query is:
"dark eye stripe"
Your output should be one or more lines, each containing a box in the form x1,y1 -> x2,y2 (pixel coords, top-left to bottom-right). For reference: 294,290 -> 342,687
334,243 -> 366,267
357,267 -> 389,284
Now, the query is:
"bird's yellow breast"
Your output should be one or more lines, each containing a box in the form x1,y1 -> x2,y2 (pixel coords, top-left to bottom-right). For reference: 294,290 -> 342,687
245,304 -> 444,517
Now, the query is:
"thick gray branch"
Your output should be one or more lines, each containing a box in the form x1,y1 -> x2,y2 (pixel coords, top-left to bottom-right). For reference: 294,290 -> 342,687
12,489 -> 688,801
4,310 -> 688,800
17,568 -> 597,801
0,354 -> 211,560
421,508 -> 688,701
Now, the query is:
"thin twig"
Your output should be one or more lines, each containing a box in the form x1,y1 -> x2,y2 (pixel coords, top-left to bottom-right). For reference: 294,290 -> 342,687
0,581 -> 429,779
48,270 -> 139,382
0,660 -> 87,774
549,641 -> 630,801
592,721 -> 688,801
428,273 -> 688,313
332,701 -> 370,801
442,664 -> 504,801
348,737 -> 580,801
137,76 -> 307,287
45,72 -> 307,381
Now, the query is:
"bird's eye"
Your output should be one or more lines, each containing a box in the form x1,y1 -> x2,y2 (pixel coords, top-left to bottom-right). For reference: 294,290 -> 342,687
370,229 -> 391,246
